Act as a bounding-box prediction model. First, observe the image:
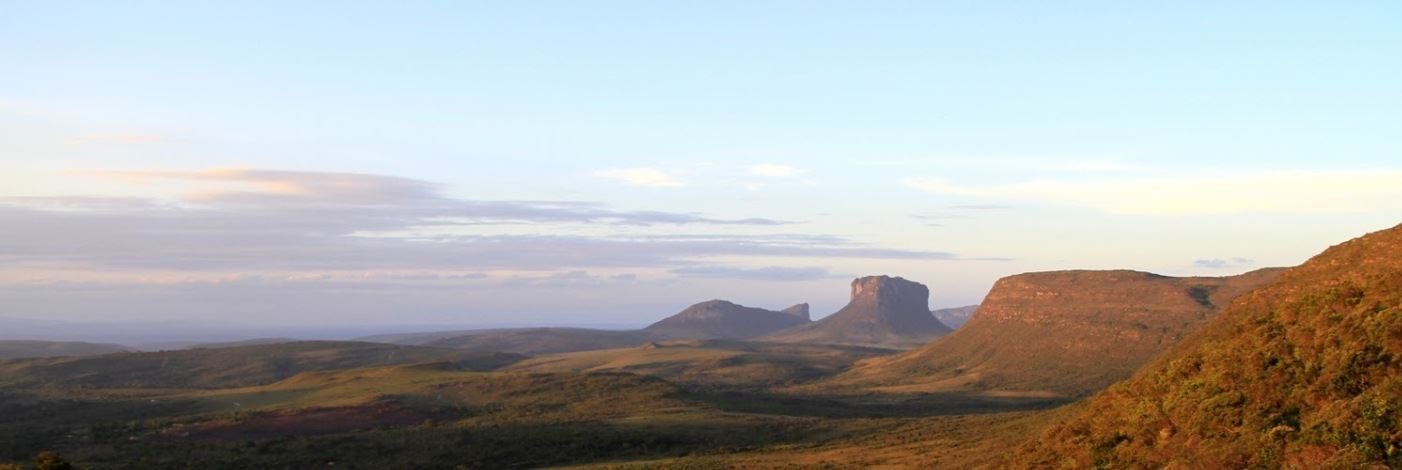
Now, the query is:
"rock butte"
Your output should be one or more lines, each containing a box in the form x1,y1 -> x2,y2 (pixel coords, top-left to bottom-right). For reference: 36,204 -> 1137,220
764,275 -> 952,349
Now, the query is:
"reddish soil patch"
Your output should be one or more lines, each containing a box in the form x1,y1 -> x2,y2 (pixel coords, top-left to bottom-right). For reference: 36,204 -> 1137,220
168,403 -> 429,439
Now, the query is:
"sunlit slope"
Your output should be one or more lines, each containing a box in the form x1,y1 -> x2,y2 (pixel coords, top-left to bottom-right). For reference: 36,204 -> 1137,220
562,410 -> 1057,470
827,268 -> 1283,397
422,328 -> 657,355
186,363 -> 697,420
1006,223 -> 1402,468
507,340 -> 895,388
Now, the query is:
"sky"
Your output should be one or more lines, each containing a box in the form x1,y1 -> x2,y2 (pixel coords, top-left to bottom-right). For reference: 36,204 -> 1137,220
2,1 -> 1401,331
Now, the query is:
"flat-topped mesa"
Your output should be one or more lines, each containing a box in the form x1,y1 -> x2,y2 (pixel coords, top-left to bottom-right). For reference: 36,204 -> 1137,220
970,268 -> 1285,328
847,275 -> 933,326
644,299 -> 811,340
780,303 -> 810,321
829,267 -> 1285,397
761,275 -> 951,349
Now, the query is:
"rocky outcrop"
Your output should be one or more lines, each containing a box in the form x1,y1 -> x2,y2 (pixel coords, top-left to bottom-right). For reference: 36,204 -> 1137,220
830,268 -> 1285,397
763,276 -> 951,349
780,303 -> 811,321
644,300 -> 811,339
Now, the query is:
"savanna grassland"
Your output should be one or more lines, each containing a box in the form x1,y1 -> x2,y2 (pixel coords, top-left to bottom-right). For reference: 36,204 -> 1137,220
0,340 -> 1063,469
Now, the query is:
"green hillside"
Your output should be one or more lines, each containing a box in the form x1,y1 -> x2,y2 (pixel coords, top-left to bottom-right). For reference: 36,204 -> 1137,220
423,328 -> 657,355
0,341 -> 522,390
0,341 -> 130,360
507,340 -> 896,389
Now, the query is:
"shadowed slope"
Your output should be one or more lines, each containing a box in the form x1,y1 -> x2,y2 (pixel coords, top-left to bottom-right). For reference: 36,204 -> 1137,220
829,268 -> 1283,397
644,300 -> 811,339
1006,223 -> 1402,468
0,340 -> 130,359
0,341 -> 522,389
764,276 -> 952,349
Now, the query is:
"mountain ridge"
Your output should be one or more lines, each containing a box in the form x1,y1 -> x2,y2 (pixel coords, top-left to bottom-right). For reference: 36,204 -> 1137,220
384,299 -> 809,355
931,305 -> 980,329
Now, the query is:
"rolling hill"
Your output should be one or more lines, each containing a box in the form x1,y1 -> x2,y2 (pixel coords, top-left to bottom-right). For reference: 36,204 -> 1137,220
0,340 -> 130,359
827,268 -> 1284,397
421,328 -> 656,355
0,341 -> 522,389
390,300 -> 809,355
643,300 -> 811,339
764,276 -> 953,349
1006,223 -> 1402,468
505,339 -> 895,389
0,348 -> 897,469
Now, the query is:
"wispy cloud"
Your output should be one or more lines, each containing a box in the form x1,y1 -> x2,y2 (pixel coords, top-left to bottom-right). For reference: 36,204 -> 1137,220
904,169 -> 1402,215
0,169 -> 990,273
68,168 -> 777,225
0,167 -> 1014,324
593,167 -> 686,187
671,265 -> 842,281
0,196 -> 161,209
0,204 -> 964,271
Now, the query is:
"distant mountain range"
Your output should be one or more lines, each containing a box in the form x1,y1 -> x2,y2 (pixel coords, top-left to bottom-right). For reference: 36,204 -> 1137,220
365,298 -> 816,355
931,305 -> 979,329
367,276 -> 960,353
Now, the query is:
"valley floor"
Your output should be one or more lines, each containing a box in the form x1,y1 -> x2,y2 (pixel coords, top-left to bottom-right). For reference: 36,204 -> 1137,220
0,341 -> 1068,469
560,410 -> 1056,469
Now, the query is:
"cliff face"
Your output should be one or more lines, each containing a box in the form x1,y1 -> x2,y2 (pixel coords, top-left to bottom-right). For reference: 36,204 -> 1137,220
644,300 -> 811,339
831,268 -> 1284,397
763,276 -> 951,349
1007,223 -> 1402,468
780,303 -> 811,321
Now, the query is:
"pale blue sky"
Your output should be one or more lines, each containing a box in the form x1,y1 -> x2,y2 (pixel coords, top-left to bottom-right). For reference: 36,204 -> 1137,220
2,2 -> 1400,329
